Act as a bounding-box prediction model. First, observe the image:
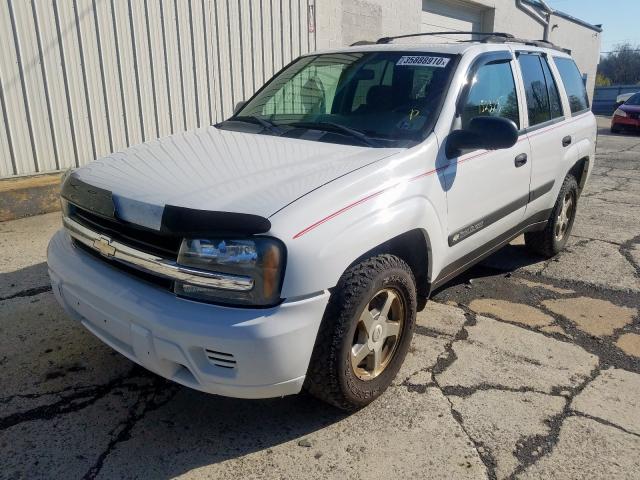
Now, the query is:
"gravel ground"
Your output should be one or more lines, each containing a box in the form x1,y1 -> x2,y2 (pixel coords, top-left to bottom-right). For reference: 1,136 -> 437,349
1,116 -> 639,480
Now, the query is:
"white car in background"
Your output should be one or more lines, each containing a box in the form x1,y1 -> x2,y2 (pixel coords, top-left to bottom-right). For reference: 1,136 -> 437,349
48,32 -> 596,411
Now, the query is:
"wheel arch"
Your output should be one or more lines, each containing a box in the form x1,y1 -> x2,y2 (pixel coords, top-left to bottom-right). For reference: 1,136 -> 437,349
568,156 -> 590,194
345,228 -> 432,310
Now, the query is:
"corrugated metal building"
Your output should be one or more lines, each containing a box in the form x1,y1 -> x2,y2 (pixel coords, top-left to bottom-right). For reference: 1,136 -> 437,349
0,0 -> 601,180
0,0 -> 316,178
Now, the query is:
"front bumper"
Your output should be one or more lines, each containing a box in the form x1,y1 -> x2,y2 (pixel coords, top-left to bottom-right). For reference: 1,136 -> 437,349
47,230 -> 329,399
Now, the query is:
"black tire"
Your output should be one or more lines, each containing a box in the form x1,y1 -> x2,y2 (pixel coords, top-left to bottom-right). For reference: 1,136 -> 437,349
611,125 -> 621,134
304,254 -> 417,411
525,175 -> 578,258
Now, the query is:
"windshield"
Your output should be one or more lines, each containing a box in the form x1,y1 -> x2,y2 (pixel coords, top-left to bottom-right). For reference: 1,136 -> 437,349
220,51 -> 456,147
625,93 -> 640,106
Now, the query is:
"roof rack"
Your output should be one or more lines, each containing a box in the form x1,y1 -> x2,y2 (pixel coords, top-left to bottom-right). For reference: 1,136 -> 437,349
376,31 -> 515,44
350,40 -> 377,46
373,31 -> 570,54
531,39 -> 571,54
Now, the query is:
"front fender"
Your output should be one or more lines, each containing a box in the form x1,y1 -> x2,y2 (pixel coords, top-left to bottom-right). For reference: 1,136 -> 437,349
269,140 -> 447,299
280,194 -> 446,299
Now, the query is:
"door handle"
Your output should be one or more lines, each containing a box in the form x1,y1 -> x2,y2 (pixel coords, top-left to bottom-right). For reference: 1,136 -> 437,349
562,135 -> 572,147
514,153 -> 528,167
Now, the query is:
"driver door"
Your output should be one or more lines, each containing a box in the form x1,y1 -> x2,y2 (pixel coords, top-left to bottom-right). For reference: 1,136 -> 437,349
442,52 -> 531,264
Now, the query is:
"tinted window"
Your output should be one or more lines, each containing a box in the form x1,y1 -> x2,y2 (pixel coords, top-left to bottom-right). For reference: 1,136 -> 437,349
554,57 -> 590,114
461,61 -> 519,129
625,93 -> 640,106
518,54 -> 555,126
541,57 -> 563,118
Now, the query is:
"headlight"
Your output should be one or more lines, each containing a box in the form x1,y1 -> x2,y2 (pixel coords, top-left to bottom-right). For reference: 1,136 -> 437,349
614,108 -> 628,117
174,237 -> 286,306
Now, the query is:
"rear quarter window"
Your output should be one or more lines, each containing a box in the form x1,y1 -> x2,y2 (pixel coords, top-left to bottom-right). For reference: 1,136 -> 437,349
553,57 -> 590,115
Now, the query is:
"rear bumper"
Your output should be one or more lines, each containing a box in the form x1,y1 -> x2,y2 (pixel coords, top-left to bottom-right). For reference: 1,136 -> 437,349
47,230 -> 329,399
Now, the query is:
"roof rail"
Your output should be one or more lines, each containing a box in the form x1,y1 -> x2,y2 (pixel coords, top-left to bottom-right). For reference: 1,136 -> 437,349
350,40 -> 377,46
533,39 -> 571,54
376,31 -> 515,44
373,31 -> 570,54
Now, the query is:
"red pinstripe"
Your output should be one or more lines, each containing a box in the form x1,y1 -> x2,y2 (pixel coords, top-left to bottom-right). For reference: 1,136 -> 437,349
292,113 -> 590,239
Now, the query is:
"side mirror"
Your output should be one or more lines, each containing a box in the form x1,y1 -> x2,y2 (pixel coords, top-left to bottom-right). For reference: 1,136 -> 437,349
233,101 -> 246,115
446,116 -> 518,158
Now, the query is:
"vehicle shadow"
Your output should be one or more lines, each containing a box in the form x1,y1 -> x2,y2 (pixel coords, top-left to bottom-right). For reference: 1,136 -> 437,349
431,239 -> 546,293
0,262 -> 348,479
0,261 -> 51,299
101,383 -> 349,478
597,120 -> 639,138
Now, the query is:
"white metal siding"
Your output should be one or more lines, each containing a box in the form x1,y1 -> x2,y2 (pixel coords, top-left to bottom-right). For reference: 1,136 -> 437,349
0,0 -> 316,178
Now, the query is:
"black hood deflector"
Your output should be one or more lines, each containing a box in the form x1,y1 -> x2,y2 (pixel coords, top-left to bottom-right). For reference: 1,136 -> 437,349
160,205 -> 271,236
61,173 -> 115,219
61,173 -> 271,236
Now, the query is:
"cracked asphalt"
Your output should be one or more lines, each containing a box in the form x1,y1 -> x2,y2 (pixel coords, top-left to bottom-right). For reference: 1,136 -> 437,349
1,116 -> 639,479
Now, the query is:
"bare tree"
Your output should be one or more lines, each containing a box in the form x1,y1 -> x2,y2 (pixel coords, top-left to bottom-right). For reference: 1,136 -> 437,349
598,43 -> 640,85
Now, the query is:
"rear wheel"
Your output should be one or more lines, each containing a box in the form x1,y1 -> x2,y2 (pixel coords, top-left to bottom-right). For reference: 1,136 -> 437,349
304,254 -> 416,411
525,175 -> 578,258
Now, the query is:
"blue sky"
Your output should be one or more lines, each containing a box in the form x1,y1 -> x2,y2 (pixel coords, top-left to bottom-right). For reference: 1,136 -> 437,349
546,0 -> 640,52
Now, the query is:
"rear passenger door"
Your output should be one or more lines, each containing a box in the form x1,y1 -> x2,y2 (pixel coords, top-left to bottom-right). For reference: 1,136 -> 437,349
516,52 -> 568,209
552,56 -> 595,162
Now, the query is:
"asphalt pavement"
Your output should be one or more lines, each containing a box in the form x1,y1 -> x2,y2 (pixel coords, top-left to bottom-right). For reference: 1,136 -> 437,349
1,116 -> 638,479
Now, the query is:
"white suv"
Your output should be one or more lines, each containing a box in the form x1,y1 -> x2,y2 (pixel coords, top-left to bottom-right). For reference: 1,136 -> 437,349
48,33 -> 596,410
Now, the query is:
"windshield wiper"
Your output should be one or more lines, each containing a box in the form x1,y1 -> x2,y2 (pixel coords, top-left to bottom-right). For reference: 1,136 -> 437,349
231,115 -> 284,135
289,121 -> 378,147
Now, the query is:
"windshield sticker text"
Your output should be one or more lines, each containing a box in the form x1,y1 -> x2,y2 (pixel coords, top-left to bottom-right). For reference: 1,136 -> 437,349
479,99 -> 500,114
396,56 -> 450,68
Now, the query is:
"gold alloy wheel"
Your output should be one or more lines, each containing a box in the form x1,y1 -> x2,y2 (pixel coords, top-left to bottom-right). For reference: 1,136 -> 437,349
351,288 -> 405,380
555,191 -> 574,241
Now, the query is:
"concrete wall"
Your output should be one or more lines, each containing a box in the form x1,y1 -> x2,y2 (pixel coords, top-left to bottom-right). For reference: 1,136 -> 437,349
316,0 -> 420,49
547,13 -> 601,104
315,0 -> 601,102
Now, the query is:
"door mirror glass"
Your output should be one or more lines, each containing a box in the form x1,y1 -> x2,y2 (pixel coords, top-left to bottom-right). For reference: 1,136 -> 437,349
446,116 -> 518,158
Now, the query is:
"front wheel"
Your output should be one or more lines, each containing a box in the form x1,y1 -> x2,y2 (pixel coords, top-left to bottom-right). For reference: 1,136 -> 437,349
304,254 -> 417,411
525,175 -> 578,258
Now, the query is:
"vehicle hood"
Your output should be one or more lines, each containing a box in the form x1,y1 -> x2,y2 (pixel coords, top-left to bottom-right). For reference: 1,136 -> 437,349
72,126 -> 401,230
621,104 -> 640,113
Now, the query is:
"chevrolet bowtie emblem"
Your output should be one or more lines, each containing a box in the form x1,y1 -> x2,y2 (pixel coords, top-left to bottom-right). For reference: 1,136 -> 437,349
93,236 -> 116,257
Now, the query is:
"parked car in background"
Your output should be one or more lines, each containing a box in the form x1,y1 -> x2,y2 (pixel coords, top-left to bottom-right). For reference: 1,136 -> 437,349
611,92 -> 640,134
48,33 -> 596,411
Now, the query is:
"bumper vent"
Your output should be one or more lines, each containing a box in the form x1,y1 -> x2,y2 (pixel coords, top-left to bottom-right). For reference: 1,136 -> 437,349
205,348 -> 236,369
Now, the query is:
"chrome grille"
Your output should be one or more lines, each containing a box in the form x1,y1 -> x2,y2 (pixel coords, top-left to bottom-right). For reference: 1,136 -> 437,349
63,216 -> 254,292
70,204 -> 181,258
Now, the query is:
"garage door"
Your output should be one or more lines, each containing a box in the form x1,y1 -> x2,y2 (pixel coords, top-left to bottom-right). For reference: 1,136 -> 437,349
421,0 -> 484,42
